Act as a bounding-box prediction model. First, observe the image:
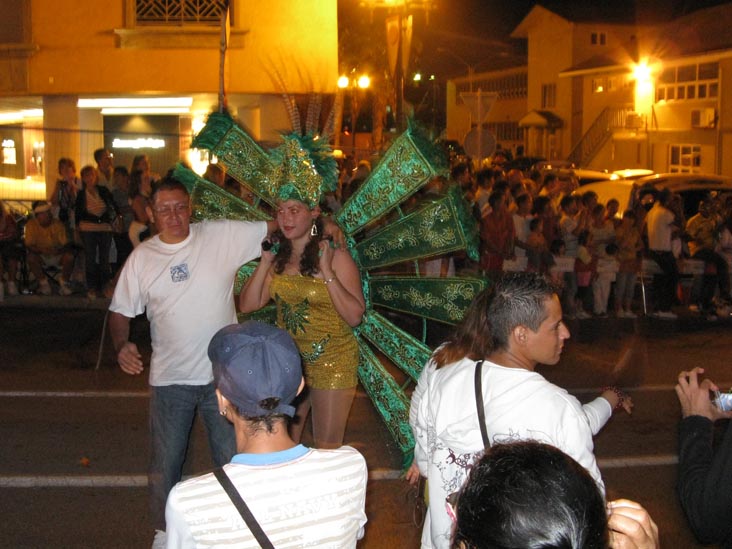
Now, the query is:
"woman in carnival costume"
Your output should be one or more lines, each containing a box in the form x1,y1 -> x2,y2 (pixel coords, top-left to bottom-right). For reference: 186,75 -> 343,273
239,135 -> 366,449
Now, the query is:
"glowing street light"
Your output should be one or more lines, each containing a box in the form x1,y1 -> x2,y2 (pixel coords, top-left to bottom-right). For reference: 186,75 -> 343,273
632,58 -> 659,122
634,60 -> 653,96
337,72 -> 372,155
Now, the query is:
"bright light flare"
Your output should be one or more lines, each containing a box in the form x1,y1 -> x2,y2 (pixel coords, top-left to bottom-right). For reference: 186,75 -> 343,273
633,60 -> 655,97
633,61 -> 652,83
357,75 -> 371,89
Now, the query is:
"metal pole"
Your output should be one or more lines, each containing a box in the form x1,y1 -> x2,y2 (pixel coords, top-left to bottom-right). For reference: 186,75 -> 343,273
218,0 -> 231,113
395,13 -> 405,132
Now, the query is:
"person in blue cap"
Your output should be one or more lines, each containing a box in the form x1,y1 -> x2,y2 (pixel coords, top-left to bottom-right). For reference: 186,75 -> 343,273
164,320 -> 367,548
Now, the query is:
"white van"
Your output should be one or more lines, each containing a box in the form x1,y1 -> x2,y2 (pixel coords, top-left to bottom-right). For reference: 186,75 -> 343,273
577,173 -> 732,218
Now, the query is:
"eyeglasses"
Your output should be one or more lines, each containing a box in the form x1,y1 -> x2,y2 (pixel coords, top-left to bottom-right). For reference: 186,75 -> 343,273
153,204 -> 189,217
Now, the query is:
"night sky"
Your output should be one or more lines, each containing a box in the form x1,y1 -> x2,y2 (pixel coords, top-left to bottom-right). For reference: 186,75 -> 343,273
343,0 -> 732,78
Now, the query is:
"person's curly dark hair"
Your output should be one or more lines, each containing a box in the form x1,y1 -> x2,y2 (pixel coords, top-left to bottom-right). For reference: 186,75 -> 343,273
272,216 -> 324,276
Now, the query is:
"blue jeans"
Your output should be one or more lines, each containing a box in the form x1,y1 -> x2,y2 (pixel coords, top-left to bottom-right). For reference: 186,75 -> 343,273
80,230 -> 112,292
149,383 -> 235,530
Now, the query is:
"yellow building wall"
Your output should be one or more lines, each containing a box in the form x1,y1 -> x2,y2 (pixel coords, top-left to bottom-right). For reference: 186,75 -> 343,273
27,0 -> 338,95
525,14 -> 573,157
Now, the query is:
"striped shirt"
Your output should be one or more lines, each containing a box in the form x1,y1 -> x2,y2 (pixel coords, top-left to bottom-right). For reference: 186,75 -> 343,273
79,189 -> 112,232
165,445 -> 367,548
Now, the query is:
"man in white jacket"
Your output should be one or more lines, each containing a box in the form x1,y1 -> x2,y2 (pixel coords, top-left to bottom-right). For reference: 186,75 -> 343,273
408,272 -> 633,549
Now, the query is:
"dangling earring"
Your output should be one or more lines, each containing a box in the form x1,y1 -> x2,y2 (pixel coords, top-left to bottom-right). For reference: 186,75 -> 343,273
310,221 -> 318,237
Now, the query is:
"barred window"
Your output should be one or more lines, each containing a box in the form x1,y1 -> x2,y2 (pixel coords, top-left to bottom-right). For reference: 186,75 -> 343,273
455,72 -> 528,102
135,0 -> 228,26
487,122 -> 524,142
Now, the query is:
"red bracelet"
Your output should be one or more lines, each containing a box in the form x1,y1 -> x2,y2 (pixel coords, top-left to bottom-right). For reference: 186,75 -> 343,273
601,386 -> 625,411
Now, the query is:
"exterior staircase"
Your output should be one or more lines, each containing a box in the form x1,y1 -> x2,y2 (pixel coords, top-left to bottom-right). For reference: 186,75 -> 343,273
567,104 -> 635,166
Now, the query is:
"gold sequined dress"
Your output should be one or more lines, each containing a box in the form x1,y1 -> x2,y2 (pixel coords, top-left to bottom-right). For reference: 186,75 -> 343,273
270,273 -> 359,390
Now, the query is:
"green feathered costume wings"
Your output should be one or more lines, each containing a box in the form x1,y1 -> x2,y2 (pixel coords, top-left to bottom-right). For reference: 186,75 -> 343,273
174,111 -> 485,467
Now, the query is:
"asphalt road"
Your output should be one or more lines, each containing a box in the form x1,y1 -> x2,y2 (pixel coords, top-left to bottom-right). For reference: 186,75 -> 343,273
1,296 -> 730,548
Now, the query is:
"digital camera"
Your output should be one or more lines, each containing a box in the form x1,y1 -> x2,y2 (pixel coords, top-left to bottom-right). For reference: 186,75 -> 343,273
713,390 -> 732,412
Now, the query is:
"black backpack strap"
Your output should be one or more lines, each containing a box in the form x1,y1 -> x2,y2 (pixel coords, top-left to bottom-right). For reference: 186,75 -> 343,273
474,360 -> 490,449
213,467 -> 275,549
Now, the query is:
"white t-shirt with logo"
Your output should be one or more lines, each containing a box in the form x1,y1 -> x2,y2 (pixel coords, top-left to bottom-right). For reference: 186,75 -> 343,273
110,219 -> 267,386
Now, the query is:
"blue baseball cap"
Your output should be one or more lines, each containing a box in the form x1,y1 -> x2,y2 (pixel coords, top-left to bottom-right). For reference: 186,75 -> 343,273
208,321 -> 302,417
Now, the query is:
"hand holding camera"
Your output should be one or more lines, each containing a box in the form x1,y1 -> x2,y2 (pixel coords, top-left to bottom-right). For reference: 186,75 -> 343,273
675,367 -> 732,421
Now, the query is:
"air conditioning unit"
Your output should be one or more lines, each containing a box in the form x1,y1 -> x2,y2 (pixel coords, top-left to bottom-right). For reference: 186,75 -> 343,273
691,108 -> 717,128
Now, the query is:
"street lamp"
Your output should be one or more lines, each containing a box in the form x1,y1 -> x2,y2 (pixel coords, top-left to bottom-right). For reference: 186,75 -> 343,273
338,72 -> 371,158
360,0 -> 435,132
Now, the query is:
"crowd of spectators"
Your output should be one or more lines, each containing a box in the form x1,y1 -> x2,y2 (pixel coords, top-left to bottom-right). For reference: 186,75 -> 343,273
0,150 -> 184,301
410,153 -> 732,321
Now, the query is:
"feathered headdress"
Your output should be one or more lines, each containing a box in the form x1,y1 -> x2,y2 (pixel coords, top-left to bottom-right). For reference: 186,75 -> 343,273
271,132 -> 338,209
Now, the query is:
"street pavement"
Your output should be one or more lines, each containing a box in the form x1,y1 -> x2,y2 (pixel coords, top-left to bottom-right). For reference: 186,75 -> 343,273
1,294 -> 731,548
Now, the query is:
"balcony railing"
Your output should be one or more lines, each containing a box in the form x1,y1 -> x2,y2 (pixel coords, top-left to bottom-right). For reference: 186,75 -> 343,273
567,104 -> 634,166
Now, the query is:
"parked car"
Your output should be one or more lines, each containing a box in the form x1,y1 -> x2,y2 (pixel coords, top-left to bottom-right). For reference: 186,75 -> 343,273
539,163 -> 622,186
578,173 -> 732,219
503,156 -> 546,172
612,169 -> 655,180
575,179 -> 634,216
632,173 -> 732,218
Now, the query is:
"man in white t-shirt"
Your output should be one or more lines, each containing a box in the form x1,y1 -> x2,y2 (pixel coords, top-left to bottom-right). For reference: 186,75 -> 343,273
165,320 -> 367,548
645,189 -> 679,319
109,177 -> 274,545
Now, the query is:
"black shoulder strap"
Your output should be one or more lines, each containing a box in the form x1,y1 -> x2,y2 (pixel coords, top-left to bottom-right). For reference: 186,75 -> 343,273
474,360 -> 490,449
213,467 -> 275,549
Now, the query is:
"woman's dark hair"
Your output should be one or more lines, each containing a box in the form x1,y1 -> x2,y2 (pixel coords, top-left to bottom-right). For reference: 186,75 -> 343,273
432,273 -> 557,367
452,441 -> 608,549
550,238 -> 565,255
229,406 -> 289,435
578,230 -> 590,247
128,169 -> 145,199
487,191 -> 505,210
532,195 -> 551,216
272,216 -> 324,276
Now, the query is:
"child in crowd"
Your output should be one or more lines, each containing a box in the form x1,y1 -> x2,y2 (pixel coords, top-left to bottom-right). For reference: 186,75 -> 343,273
548,238 -> 567,286
575,230 -> 595,319
593,243 -> 619,317
605,198 -> 621,228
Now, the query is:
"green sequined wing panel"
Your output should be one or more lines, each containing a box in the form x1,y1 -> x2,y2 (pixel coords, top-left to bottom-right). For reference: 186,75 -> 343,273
369,277 -> 486,326
356,335 -> 415,469
191,112 -> 279,207
337,121 -> 449,236
352,185 -> 480,270
356,311 -> 431,383
188,112 -> 485,469
173,163 -> 272,222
